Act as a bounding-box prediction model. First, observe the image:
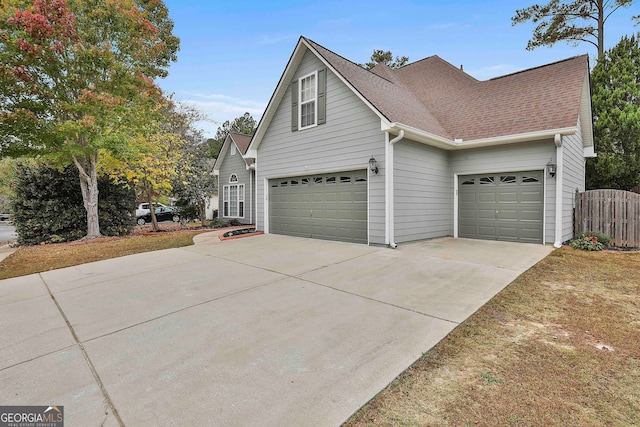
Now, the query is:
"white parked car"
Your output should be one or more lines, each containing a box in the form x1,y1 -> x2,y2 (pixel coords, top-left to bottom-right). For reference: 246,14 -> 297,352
135,202 -> 169,217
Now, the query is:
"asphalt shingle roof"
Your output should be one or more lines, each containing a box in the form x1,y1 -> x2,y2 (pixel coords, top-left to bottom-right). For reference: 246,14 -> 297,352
304,38 -> 588,141
229,132 -> 252,155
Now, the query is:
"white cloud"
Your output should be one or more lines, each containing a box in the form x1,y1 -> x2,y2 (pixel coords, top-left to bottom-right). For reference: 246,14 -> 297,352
173,92 -> 266,138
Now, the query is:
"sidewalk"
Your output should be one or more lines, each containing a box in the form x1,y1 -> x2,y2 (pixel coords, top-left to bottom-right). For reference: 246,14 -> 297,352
0,244 -> 16,262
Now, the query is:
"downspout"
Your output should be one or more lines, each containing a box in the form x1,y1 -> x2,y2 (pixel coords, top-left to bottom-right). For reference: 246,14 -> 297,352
254,161 -> 258,228
554,134 -> 563,248
246,162 -> 256,224
249,168 -> 253,224
386,129 -> 404,249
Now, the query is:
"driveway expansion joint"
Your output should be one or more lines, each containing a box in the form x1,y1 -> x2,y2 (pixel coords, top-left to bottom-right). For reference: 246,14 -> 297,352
417,253 -> 526,273
179,247 -> 461,325
0,344 -> 77,373
83,278 -> 286,344
297,276 -> 461,326
39,273 -> 125,427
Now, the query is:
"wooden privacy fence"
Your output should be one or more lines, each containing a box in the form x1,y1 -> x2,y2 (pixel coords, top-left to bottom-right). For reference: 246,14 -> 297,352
575,189 -> 640,247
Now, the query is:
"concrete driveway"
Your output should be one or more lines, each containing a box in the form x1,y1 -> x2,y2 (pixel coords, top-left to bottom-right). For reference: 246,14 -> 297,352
0,233 -> 552,426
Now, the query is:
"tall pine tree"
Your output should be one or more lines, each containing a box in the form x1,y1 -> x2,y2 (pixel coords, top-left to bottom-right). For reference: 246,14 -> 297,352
587,35 -> 640,190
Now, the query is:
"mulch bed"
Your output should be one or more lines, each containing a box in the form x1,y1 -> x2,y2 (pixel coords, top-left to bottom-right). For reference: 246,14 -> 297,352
135,223 -> 216,235
219,227 -> 263,241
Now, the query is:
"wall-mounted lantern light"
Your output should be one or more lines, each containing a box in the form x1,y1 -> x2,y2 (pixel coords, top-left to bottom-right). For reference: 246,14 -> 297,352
369,156 -> 379,175
546,160 -> 557,178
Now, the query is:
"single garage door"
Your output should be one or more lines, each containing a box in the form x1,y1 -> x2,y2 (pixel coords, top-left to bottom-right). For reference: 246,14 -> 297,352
459,171 -> 544,243
269,170 -> 367,244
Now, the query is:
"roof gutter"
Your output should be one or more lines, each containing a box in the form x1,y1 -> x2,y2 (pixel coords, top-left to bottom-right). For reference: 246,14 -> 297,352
387,122 -> 578,150
386,129 -> 404,249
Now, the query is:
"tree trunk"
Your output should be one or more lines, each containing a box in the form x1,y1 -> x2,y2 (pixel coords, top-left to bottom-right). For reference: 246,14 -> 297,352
198,199 -> 207,225
146,183 -> 159,231
597,0 -> 605,59
73,152 -> 101,239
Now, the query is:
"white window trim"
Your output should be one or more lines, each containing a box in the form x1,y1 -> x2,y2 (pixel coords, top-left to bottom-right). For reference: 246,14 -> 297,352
222,183 -> 245,219
229,173 -> 238,183
231,144 -> 237,155
298,70 -> 318,130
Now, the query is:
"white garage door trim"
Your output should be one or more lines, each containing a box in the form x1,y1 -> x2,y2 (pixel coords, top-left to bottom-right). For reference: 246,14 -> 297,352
263,167 -> 371,244
454,169 -> 547,243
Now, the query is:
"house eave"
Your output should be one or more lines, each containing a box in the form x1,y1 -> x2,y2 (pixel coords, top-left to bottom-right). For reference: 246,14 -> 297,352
387,122 -> 578,150
584,145 -> 596,158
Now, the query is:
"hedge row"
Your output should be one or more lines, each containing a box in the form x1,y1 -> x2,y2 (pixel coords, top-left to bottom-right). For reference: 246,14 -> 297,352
11,164 -> 135,245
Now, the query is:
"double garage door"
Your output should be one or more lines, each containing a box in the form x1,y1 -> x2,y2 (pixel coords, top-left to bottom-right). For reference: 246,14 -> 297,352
269,169 -> 543,245
269,170 -> 367,244
459,171 -> 544,243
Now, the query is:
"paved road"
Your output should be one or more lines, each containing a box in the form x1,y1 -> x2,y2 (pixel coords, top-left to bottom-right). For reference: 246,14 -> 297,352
0,222 -> 17,243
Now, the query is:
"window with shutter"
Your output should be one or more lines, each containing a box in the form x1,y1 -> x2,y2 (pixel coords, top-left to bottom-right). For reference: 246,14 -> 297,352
299,71 -> 317,129
291,68 -> 326,131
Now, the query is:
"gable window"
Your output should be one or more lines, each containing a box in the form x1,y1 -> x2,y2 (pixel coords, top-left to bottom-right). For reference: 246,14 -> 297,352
229,174 -> 238,183
291,68 -> 326,132
231,144 -> 237,156
299,71 -> 317,129
223,183 -> 244,218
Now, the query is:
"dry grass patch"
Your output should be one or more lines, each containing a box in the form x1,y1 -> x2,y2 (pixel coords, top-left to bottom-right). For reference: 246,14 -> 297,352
0,229 -> 208,280
344,248 -> 640,426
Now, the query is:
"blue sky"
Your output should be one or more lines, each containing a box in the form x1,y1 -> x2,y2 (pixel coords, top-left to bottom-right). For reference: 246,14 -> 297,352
160,0 -> 639,138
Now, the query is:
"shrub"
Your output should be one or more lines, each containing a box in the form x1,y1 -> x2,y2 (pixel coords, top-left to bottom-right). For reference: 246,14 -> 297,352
11,164 -> 135,245
211,218 -> 227,228
570,235 -> 605,251
174,198 -> 199,223
579,230 -> 612,247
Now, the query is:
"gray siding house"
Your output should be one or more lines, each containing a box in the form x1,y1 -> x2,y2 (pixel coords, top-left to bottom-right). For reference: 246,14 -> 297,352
242,37 -> 594,247
213,132 -> 255,225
